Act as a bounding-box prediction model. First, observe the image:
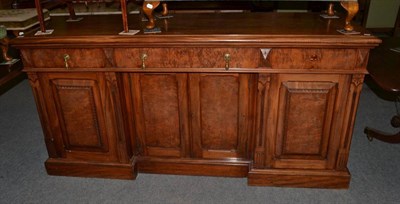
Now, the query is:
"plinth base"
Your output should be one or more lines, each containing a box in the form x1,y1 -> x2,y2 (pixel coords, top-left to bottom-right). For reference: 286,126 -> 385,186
248,168 -> 350,189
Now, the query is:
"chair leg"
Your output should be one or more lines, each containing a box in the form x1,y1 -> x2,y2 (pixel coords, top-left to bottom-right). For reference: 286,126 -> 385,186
365,96 -> 400,144
364,126 -> 400,144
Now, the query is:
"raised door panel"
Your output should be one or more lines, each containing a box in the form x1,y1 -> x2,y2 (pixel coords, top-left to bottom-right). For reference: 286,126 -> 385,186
40,73 -> 119,162
129,73 -> 189,158
189,74 -> 254,160
266,74 -> 349,170
52,79 -> 108,152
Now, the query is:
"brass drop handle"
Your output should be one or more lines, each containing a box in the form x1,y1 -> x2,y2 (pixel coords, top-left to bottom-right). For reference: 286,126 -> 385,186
141,53 -> 148,69
63,54 -> 70,69
224,53 -> 231,70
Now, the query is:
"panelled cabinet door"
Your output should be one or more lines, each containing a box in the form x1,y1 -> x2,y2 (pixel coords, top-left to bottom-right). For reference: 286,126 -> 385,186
39,73 -> 120,162
128,73 -> 190,158
266,74 -> 350,170
189,73 -> 255,160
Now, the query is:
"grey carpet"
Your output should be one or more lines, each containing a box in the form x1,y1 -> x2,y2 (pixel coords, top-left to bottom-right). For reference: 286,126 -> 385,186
0,80 -> 399,204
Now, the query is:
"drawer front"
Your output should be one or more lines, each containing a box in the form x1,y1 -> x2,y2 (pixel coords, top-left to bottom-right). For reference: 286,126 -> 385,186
114,48 -> 260,68
266,48 -> 367,70
30,49 -> 110,68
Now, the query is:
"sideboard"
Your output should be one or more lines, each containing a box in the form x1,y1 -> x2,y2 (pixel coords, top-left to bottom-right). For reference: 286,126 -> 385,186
12,11 -> 381,188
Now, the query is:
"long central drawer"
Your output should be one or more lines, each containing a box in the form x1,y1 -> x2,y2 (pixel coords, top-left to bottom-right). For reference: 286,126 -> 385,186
113,48 -> 260,68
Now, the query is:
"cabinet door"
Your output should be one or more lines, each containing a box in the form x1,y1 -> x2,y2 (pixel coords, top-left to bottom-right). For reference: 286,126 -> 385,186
128,73 -> 190,158
39,72 -> 123,162
189,74 -> 255,160
265,74 -> 350,170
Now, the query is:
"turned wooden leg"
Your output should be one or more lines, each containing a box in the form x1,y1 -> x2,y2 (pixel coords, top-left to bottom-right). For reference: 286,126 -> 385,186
161,2 -> 168,17
340,1 -> 359,31
120,0 -> 129,32
143,1 -> 160,30
84,1 -> 89,11
0,37 -> 13,62
34,0 -> 46,32
327,3 -> 335,16
365,115 -> 400,143
67,2 -> 78,20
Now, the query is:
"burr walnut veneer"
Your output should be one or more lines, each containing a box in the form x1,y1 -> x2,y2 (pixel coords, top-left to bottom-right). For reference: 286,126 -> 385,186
12,13 -> 381,188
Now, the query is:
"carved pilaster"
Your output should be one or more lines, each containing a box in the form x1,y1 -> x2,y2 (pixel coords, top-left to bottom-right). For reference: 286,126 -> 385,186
105,72 -> 132,163
253,74 -> 271,168
28,73 -> 60,158
336,74 -> 364,170
105,72 -> 119,96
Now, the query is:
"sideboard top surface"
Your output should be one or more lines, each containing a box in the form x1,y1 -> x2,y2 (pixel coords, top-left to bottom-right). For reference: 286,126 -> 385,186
12,12 -> 381,47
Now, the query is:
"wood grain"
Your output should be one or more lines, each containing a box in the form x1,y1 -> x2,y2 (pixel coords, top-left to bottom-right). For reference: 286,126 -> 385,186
267,48 -> 367,70
16,12 -> 381,188
45,158 -> 136,180
114,48 -> 259,68
31,49 -> 109,68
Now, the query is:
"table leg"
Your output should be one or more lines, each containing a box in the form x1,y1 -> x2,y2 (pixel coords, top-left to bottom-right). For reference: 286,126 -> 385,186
0,37 -> 12,62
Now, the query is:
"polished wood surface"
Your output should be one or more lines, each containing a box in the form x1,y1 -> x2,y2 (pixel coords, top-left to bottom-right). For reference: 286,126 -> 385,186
13,12 -> 380,188
142,1 -> 359,32
15,13 -> 376,39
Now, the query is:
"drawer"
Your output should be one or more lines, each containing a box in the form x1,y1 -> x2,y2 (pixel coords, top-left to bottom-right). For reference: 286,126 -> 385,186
30,49 -> 110,68
266,48 -> 368,70
114,48 -> 260,69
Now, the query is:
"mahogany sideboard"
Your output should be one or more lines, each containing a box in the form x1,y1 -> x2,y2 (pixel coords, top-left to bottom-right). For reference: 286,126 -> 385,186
12,12 -> 381,188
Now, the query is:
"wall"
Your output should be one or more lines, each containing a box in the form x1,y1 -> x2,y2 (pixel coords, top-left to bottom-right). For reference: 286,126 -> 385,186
366,0 -> 400,28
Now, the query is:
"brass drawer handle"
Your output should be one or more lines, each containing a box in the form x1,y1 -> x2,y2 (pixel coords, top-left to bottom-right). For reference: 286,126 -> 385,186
141,53 -> 148,69
63,54 -> 70,69
224,53 -> 231,70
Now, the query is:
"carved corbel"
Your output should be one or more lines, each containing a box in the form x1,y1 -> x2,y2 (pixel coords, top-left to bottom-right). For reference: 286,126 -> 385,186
336,74 -> 364,170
